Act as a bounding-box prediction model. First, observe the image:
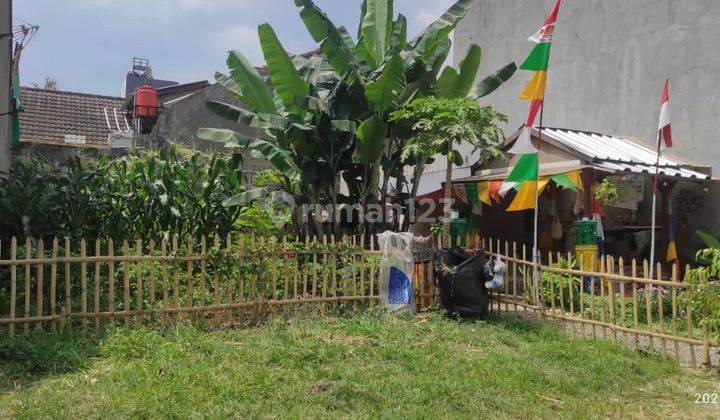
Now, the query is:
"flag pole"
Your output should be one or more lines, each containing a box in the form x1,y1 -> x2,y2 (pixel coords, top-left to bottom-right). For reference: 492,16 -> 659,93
649,130 -> 662,279
532,105 -> 544,306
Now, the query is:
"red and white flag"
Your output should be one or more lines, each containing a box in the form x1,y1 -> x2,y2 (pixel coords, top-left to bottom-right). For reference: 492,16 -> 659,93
658,80 -> 672,148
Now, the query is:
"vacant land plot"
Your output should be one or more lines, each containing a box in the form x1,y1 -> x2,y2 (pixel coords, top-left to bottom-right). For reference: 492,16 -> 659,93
1,311 -> 718,418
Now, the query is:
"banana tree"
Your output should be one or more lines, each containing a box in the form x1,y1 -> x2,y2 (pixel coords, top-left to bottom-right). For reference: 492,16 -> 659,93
202,0 -> 515,236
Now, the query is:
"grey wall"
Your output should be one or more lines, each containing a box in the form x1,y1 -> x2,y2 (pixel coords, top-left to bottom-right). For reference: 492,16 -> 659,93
151,83 -> 271,174
455,0 -> 720,234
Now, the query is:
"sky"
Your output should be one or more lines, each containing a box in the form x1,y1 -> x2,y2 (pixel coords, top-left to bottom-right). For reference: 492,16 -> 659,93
14,0 -> 456,97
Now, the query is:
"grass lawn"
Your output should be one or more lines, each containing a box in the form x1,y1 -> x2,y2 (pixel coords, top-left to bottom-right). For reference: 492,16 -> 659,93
1,310 -> 718,418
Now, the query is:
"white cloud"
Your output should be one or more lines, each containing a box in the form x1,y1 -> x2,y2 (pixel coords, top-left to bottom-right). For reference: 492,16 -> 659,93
215,25 -> 264,66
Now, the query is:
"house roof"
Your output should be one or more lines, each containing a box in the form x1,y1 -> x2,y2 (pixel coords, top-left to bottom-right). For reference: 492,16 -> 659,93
18,87 -> 127,148
461,127 -> 711,183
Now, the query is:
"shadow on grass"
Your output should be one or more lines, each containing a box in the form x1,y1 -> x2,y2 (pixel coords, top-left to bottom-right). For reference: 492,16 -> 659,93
0,329 -> 101,393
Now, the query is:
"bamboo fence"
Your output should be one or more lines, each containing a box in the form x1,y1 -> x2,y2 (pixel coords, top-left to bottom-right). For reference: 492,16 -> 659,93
0,234 -> 437,338
474,236 -> 715,370
1,233 -> 714,369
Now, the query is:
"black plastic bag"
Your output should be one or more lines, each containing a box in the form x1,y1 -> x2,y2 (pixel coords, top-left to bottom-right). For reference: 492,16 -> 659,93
436,247 -> 490,318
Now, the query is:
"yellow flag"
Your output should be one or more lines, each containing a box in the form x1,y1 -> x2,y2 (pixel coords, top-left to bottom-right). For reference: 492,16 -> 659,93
506,178 -> 550,211
477,181 -> 491,205
519,71 -> 547,101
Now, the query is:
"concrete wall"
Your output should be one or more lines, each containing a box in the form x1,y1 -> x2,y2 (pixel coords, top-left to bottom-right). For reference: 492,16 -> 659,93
455,0 -> 720,234
151,83 -> 271,175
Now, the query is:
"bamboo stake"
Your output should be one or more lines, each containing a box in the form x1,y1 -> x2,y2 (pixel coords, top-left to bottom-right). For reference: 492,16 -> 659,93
123,240 -> 130,325
237,234 -> 245,305
322,235 -> 328,308
270,237 -> 279,315
656,263 -> 667,357
607,256 -> 618,345
172,235 -> 179,319
599,256 -> 607,340
136,239 -> 144,319
632,259 -> 640,350
109,239 -> 115,320
78,239 -> 87,330
504,241 -> 510,312
9,237 -> 16,337
548,252 -> 555,319
93,239 -> 101,332
24,237 -> 31,333
284,235 -> 290,302
671,263 -> 679,361
64,237 -> 71,324
360,234 -> 366,300
557,251 -> 565,319
225,234 -> 233,308
522,244 -> 529,304
303,235 -> 309,298
643,260 -> 654,351
161,239 -> 168,311
619,257 -> 627,346
567,250 -> 575,336
590,254 -> 596,339
50,238 -> 58,332
149,240 -> 157,306
312,236 -> 318,299
578,252 -> 585,337
331,234 -> 337,309
293,235 -> 300,300
186,236 -> 194,309
702,324 -> 711,370
684,264 -> 696,368
212,235 -> 220,305
36,239 -> 44,331
513,242 -> 518,308
369,234 -> 376,298
199,237 -> 205,307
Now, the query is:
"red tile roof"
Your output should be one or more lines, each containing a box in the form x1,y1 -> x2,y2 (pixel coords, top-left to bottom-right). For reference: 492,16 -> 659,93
18,87 -> 126,148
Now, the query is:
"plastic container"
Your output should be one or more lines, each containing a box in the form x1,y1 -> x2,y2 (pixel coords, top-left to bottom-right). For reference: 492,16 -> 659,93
575,244 -> 599,271
134,86 -> 158,117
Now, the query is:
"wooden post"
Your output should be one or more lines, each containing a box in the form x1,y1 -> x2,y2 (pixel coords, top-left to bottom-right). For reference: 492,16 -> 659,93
149,240 -> 157,306
64,238 -> 71,323
685,264 -> 696,368
656,263 -> 667,357
9,237 -> 16,337
36,239 -> 44,331
369,234 -> 376,298
186,236 -> 194,309
24,237 -> 31,333
93,239 -> 101,333
671,264 -> 680,361
643,260 -> 654,351
109,239 -> 115,320
172,235 -> 179,319
136,239 -> 144,318
123,240 -> 131,326
50,238 -> 58,332
632,259 -> 640,350
212,235 -> 220,305
198,237 -> 205,307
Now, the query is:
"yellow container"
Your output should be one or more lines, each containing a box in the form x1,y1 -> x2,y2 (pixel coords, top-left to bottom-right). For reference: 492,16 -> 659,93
575,245 -> 599,272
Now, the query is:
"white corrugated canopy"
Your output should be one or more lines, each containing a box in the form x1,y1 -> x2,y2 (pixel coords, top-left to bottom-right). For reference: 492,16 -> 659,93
537,128 -> 709,180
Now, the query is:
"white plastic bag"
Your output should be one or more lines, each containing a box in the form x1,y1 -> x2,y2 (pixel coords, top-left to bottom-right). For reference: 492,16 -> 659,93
377,231 -> 416,312
484,257 -> 505,289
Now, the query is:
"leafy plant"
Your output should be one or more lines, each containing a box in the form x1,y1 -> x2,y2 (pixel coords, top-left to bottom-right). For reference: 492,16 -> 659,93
390,96 -> 507,237
202,0 -> 515,236
681,248 -> 720,343
595,178 -> 620,206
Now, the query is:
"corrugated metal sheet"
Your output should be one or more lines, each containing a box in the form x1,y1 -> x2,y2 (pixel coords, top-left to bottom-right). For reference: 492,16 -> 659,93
540,128 -> 710,180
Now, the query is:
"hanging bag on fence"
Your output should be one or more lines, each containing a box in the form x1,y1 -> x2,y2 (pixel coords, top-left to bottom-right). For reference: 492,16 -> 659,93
377,231 -> 416,313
